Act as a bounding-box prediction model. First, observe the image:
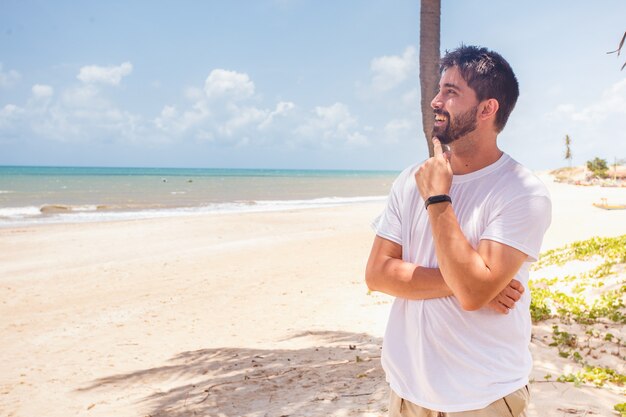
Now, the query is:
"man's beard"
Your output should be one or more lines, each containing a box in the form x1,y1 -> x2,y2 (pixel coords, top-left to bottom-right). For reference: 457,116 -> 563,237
432,105 -> 479,145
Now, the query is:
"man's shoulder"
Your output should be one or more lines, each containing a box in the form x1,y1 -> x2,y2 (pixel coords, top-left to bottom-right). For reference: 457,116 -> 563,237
498,155 -> 551,198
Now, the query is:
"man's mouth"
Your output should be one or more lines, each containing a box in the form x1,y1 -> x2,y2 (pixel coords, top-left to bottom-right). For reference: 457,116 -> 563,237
434,113 -> 448,127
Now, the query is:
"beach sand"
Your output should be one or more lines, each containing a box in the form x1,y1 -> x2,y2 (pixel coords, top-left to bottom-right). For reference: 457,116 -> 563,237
1,176 -> 625,416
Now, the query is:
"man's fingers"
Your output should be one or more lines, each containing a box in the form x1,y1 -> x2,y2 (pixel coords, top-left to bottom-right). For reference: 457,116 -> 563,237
488,281 -> 526,314
498,294 -> 515,309
504,286 -> 522,302
495,301 -> 510,314
509,279 -> 525,294
432,137 -> 443,156
487,299 -> 508,314
494,305 -> 508,314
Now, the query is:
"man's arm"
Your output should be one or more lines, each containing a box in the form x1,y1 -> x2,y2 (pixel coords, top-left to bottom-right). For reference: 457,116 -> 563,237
365,235 -> 452,300
415,138 -> 529,311
365,234 -> 525,313
428,208 -> 528,310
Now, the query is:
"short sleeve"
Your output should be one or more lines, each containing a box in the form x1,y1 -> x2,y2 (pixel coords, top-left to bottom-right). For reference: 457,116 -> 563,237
371,176 -> 404,245
480,194 -> 552,262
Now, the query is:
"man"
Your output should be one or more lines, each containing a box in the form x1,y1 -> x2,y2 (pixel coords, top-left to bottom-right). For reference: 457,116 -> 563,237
365,45 -> 552,416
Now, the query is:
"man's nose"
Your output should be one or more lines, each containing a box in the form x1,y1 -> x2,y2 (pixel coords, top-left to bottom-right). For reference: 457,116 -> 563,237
431,91 -> 442,110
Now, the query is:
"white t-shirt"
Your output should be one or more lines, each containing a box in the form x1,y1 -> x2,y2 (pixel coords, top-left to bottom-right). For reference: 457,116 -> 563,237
373,153 -> 551,412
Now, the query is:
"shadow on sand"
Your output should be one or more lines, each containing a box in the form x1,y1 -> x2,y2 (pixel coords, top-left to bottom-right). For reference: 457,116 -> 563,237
78,330 -> 387,416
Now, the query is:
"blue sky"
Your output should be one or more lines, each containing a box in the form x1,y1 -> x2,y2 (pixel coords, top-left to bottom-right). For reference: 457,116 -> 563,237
1,0 -> 625,170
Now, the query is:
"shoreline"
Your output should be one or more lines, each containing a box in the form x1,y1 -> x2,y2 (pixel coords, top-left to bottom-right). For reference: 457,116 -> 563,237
0,195 -> 388,229
3,172 -> 626,248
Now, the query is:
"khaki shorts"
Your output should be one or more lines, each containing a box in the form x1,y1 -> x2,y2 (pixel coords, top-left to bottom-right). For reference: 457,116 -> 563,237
388,385 -> 529,417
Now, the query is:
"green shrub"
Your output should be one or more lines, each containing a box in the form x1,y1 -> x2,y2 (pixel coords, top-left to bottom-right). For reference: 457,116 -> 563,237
586,157 -> 609,178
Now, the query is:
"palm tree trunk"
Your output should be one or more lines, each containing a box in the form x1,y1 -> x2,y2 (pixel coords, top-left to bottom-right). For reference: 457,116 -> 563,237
419,0 -> 441,157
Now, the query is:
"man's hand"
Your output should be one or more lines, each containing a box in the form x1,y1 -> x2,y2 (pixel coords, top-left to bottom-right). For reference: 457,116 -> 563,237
415,137 -> 453,199
486,279 -> 524,314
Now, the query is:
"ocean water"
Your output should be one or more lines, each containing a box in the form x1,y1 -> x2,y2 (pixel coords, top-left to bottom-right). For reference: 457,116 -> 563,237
0,166 -> 397,227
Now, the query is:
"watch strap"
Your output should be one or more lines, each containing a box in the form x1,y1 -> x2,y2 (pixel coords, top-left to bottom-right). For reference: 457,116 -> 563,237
424,194 -> 452,210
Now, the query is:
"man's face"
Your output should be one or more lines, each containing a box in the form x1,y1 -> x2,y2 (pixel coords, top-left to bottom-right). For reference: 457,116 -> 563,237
430,66 -> 480,145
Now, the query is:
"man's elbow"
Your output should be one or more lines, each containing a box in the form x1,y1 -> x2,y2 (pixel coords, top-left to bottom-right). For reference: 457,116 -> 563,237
458,299 -> 483,311
457,293 -> 488,311
364,265 -> 378,292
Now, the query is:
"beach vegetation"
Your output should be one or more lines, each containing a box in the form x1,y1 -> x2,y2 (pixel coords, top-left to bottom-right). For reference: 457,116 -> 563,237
550,325 -> 577,349
534,285 -> 626,325
557,365 -> 626,387
586,157 -> 610,179
530,235 -> 626,396
534,235 -> 625,269
615,402 -> 626,417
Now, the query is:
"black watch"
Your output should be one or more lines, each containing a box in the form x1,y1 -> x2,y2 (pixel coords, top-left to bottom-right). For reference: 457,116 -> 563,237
424,194 -> 452,210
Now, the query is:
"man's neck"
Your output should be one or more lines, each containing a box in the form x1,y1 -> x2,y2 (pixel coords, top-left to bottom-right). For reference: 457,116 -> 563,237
447,131 -> 502,175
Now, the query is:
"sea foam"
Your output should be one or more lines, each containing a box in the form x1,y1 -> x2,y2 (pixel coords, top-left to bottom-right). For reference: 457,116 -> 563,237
0,196 -> 385,228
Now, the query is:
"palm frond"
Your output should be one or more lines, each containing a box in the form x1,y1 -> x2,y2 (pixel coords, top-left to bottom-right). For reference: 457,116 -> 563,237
607,31 -> 626,55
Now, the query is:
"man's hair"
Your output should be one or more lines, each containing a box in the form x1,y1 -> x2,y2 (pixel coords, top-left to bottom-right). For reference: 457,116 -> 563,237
440,45 -> 519,133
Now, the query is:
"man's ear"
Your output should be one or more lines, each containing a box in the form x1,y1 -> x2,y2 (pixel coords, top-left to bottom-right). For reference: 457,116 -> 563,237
479,99 -> 499,121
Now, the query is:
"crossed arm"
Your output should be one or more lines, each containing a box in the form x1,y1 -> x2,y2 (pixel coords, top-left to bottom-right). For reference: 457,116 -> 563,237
365,235 -> 527,313
365,138 -> 529,313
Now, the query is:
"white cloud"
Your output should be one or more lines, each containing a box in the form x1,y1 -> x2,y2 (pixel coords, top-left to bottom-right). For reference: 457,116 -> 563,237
570,78 -> 626,123
0,104 -> 24,128
161,105 -> 177,119
295,102 -> 368,147
61,85 -> 104,108
153,102 -> 212,137
384,118 -> 416,144
32,84 -> 54,99
313,103 -> 356,130
155,69 -> 258,140
204,69 -> 255,100
0,104 -> 25,134
77,62 -> 133,85
184,86 -> 204,101
258,101 -> 295,130
551,79 -> 626,124
346,131 -> 368,146
219,105 -> 268,137
556,103 -> 575,113
154,73 -> 294,145
370,46 -> 418,92
17,80 -> 142,143
537,78 -> 626,167
402,88 -> 419,107
1,62 -> 373,151
43,105 -> 140,143
154,105 -> 179,130
0,64 -> 21,88
0,104 -> 23,117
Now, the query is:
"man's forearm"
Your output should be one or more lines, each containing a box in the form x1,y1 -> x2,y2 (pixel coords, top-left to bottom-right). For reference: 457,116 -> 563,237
365,256 -> 453,300
414,138 -> 529,311
427,202 -> 522,310
365,235 -> 524,313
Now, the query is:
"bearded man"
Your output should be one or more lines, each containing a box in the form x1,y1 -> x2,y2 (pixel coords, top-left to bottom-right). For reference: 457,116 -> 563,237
366,45 -> 552,417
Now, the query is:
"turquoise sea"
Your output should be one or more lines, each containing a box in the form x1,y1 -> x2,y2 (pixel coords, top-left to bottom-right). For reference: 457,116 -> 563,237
0,166 -> 398,227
